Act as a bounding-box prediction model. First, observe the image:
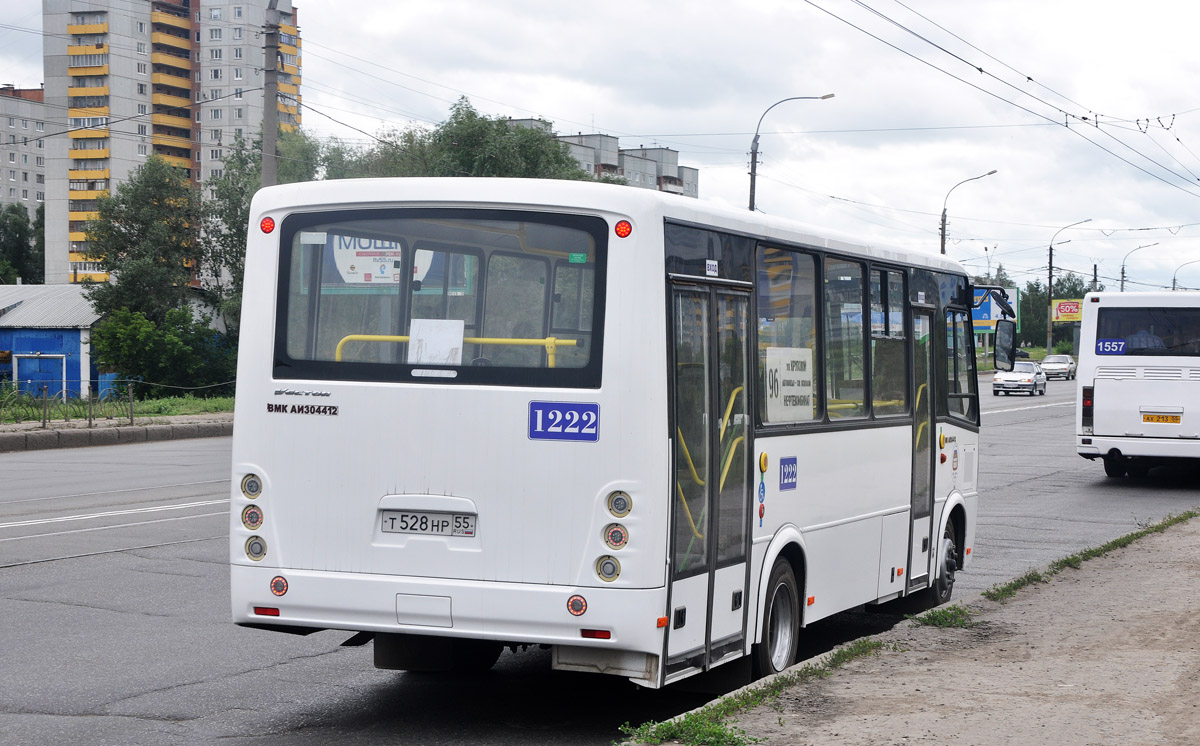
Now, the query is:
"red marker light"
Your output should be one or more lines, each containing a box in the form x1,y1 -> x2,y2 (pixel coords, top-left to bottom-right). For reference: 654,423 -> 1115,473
254,606 -> 280,616
260,216 -> 276,233
614,220 -> 633,238
270,576 -> 288,596
581,629 -> 611,640
567,595 -> 588,616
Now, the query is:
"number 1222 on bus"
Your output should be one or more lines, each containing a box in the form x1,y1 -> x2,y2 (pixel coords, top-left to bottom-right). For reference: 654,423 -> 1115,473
528,401 -> 600,442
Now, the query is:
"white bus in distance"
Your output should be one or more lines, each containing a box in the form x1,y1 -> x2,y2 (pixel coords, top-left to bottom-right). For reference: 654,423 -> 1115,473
1077,290 -> 1200,477
231,178 -> 1015,688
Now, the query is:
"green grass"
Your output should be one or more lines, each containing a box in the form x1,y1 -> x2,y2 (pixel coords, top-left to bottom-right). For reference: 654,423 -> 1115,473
131,395 -> 235,416
982,509 -> 1198,602
909,603 -> 977,628
618,639 -> 885,746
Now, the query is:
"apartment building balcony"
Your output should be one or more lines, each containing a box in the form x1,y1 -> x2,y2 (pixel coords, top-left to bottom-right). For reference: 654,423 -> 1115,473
68,106 -> 111,118
152,112 -> 192,129
151,70 -> 192,89
68,85 -> 109,97
156,154 -> 191,169
150,10 -> 190,30
69,147 -> 110,159
151,51 -> 192,71
152,91 -> 191,108
151,32 -> 191,52
67,129 -> 109,139
278,81 -> 298,95
68,171 -> 110,183
68,190 -> 107,201
68,44 -> 109,55
67,23 -> 109,35
151,133 -> 192,150
69,210 -> 102,222
68,65 -> 109,77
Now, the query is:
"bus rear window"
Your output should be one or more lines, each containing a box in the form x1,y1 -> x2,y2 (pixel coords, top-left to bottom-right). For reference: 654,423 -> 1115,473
274,209 -> 607,387
1096,307 -> 1200,356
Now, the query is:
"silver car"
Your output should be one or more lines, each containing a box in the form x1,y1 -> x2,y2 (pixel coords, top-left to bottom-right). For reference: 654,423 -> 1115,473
992,361 -> 1048,396
1040,354 -> 1076,380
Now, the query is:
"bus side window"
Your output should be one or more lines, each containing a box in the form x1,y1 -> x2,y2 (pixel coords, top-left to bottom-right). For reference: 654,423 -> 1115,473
550,261 -> 594,368
756,247 -> 819,425
825,258 -> 866,419
482,253 -> 550,367
871,269 -> 908,416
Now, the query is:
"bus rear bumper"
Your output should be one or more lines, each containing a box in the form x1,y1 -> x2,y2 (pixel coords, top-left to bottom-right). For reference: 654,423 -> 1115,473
231,564 -> 667,654
1078,435 -> 1200,460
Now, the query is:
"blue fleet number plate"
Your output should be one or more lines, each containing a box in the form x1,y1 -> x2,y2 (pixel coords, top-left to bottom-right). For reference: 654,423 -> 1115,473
381,511 -> 476,537
528,401 -> 599,442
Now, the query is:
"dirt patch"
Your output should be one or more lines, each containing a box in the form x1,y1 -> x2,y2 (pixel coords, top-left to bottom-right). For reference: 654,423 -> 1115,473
733,518 -> 1200,745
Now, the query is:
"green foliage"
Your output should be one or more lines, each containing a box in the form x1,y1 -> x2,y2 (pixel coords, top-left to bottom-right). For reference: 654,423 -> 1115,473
30,202 -> 44,283
910,604 -> 977,628
83,156 -> 202,324
983,510 -> 1198,603
277,127 -> 323,184
202,134 -> 261,340
130,394 -> 235,415
0,202 -> 36,283
619,639 -> 884,746
1053,339 -> 1074,355
90,308 -> 236,394
325,98 -> 593,181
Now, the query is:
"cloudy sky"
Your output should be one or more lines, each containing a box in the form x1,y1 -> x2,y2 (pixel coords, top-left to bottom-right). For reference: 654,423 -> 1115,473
4,0 -> 1200,293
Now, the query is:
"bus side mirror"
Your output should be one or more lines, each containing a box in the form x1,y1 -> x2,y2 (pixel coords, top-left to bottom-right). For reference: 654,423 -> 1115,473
994,319 -> 1016,371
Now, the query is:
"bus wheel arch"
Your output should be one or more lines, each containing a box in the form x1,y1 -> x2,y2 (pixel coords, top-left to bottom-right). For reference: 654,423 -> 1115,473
752,536 -> 806,678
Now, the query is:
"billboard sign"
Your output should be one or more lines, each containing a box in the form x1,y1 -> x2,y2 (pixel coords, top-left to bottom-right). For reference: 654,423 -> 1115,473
1053,299 -> 1082,322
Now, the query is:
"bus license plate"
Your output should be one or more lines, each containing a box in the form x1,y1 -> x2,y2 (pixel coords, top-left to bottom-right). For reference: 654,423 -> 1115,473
381,511 -> 476,537
1143,414 -> 1181,424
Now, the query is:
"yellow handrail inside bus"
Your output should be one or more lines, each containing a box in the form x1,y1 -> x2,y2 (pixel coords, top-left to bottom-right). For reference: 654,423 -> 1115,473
914,382 -> 926,412
719,435 -> 745,493
676,427 -> 706,487
676,481 -> 704,540
718,386 -> 744,442
334,334 -> 578,367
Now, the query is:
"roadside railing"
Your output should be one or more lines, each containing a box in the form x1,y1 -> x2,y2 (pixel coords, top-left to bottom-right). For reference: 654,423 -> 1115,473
0,379 -> 234,428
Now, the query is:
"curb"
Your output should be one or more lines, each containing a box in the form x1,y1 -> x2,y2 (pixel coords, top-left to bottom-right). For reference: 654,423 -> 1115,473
0,421 -> 233,454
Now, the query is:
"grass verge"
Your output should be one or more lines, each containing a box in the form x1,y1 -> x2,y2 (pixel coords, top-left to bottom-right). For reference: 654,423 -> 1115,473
131,394 -> 235,416
618,638 -> 884,746
982,509 -> 1198,602
909,603 -> 977,628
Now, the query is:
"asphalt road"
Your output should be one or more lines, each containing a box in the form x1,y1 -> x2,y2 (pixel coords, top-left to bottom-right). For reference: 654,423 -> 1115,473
2,376 -> 1197,745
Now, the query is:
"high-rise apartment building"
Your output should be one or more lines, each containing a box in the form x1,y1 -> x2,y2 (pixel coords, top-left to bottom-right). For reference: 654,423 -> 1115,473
43,0 -> 300,284
0,86 -> 48,219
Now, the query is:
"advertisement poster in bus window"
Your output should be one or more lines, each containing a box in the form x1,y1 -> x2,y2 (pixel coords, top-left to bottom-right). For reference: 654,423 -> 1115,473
764,347 -> 814,422
307,232 -> 425,285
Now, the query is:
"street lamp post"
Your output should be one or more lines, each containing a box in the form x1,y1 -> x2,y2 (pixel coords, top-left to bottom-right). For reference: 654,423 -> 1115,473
1046,218 -> 1092,354
1172,258 -> 1200,290
939,170 -> 998,255
748,94 -> 834,211
1120,243 -> 1159,292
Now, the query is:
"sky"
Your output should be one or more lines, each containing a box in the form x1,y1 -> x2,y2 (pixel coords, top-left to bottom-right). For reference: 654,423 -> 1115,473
4,0 -> 1200,294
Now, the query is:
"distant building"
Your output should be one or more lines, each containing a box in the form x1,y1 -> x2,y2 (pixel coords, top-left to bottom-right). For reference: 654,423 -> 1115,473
0,85 -> 48,219
42,0 -> 303,284
0,284 -> 102,397
515,123 -> 700,197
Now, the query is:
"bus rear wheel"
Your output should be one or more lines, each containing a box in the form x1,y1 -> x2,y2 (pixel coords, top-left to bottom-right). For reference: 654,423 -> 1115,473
752,557 -> 800,678
1103,456 -> 1127,478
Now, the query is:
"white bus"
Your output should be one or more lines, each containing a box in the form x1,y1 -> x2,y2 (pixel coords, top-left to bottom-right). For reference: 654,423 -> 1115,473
1077,291 -> 1200,478
231,178 -> 1012,688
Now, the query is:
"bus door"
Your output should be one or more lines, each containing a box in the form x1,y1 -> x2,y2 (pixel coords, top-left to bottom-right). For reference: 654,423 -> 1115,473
665,281 -> 752,681
908,310 -> 936,589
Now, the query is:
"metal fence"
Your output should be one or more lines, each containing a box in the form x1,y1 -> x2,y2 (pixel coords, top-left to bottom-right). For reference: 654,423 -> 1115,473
0,382 -> 137,428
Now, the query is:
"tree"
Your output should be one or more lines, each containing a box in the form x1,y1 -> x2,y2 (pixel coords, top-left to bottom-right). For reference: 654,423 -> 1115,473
277,126 -> 323,184
0,203 -> 34,283
90,307 -> 236,393
202,134 -> 260,339
83,156 -> 202,324
30,202 -> 44,284
329,98 -> 593,180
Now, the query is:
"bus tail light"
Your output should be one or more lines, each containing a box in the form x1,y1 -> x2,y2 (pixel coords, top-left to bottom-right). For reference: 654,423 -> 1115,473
603,523 -> 628,550
1082,386 -> 1094,434
596,556 -> 621,582
254,607 -> 280,616
270,576 -> 288,596
245,536 -> 267,561
581,629 -> 611,639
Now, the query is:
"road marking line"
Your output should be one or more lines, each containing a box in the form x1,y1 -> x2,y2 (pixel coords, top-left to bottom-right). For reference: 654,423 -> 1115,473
0,499 -> 229,530
0,511 -> 227,543
987,401 -> 1073,414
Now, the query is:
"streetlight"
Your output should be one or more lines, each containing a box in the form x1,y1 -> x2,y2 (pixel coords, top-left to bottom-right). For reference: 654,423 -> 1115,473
1172,258 -> 1200,290
748,94 -> 835,211
939,170 -> 998,255
1046,218 -> 1091,354
1120,243 -> 1159,292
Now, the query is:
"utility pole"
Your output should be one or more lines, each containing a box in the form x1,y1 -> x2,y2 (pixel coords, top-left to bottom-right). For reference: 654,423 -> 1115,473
1092,264 -> 1098,292
261,0 -> 280,188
